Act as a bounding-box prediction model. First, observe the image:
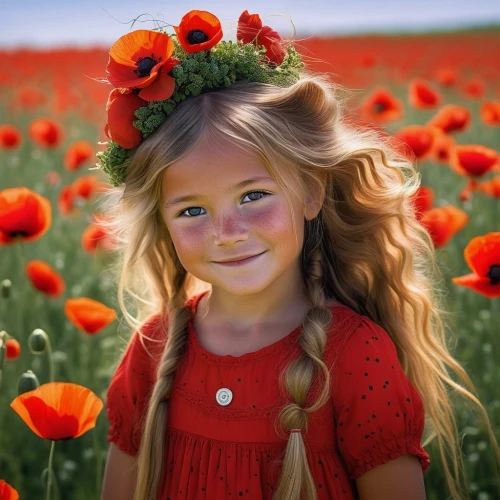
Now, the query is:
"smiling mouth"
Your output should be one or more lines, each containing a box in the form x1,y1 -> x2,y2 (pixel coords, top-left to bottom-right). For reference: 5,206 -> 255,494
214,251 -> 266,265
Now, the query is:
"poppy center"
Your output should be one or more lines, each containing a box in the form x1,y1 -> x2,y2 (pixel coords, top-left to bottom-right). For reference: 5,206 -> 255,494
373,102 -> 388,114
187,30 -> 209,45
9,230 -> 30,238
487,264 -> 500,285
137,56 -> 158,77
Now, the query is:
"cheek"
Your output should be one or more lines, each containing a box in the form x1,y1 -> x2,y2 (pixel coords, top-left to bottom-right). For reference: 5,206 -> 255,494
169,225 -> 205,257
249,204 -> 299,239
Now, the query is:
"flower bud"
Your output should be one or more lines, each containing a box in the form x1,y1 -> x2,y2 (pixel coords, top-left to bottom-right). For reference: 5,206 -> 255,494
18,370 -> 40,395
1,279 -> 11,299
29,328 -> 48,353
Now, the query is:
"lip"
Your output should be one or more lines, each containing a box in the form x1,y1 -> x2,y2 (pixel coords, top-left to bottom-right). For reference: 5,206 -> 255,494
214,251 -> 266,266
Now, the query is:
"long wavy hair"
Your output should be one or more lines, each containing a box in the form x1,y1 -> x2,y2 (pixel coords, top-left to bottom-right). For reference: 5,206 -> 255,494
98,73 -> 500,500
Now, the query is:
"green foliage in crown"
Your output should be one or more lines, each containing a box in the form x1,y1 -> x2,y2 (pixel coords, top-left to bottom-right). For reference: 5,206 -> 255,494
133,39 -> 304,138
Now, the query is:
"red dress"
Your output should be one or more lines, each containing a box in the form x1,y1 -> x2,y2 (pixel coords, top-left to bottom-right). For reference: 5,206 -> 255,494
106,290 -> 430,499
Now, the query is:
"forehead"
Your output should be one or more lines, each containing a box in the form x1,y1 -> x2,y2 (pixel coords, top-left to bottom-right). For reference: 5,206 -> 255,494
162,137 -> 271,194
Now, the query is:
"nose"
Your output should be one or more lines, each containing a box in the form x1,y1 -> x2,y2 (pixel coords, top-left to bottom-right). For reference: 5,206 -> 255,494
212,209 -> 249,246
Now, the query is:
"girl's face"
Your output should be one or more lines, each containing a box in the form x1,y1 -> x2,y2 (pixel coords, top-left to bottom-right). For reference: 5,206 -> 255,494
161,136 -> 322,297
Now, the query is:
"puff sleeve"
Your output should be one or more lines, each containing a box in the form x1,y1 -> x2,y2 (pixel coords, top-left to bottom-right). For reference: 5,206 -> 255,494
331,317 -> 431,480
105,313 -> 166,456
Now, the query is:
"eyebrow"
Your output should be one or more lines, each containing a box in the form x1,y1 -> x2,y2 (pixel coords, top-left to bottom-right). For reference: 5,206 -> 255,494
164,176 -> 275,209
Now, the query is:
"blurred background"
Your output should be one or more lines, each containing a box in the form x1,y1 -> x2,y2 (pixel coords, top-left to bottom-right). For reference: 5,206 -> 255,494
1,1 -> 499,499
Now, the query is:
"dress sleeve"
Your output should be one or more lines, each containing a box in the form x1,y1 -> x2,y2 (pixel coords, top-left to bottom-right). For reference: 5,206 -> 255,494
105,313 -> 166,456
331,316 -> 431,480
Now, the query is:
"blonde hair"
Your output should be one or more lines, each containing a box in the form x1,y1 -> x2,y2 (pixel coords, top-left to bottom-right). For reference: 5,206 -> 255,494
98,73 -> 500,499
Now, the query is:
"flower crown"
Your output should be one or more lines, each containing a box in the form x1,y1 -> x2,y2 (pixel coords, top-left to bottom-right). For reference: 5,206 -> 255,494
94,9 -> 305,187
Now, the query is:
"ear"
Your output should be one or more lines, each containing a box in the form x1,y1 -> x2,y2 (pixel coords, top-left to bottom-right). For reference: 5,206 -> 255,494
304,170 -> 327,221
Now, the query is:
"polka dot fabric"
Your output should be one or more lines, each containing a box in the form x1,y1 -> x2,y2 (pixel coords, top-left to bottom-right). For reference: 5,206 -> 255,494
106,290 -> 430,499
331,318 -> 431,480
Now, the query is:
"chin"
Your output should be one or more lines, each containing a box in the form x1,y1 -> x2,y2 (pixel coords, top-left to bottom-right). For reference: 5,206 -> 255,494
205,276 -> 275,297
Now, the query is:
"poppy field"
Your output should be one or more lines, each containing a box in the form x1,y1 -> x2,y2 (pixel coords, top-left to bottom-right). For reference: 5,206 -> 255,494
1,28 -> 500,499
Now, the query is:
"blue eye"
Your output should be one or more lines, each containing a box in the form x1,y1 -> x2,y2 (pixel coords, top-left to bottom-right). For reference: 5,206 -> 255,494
176,190 -> 271,218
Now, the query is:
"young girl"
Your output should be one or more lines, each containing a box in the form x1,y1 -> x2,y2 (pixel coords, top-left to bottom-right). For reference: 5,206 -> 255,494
98,8 -> 500,500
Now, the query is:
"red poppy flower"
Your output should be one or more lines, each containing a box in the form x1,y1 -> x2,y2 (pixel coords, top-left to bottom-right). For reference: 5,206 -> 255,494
480,101 -> 500,126
65,298 -> 117,335
0,480 -> 19,500
5,338 -> 21,360
57,185 -> 76,216
0,124 -> 22,150
408,78 -> 442,109
360,53 -> 375,68
174,10 -> 223,54
427,105 -> 470,134
0,187 -> 52,246
237,10 -> 286,65
81,222 -> 116,252
105,89 -> 147,149
10,382 -> 103,440
435,68 -> 458,87
429,126 -> 456,164
450,145 -> 499,177
461,78 -> 485,99
359,87 -> 404,123
452,232 -> 500,298
410,186 -> 435,221
72,175 -> 105,201
64,140 -> 94,172
475,176 -> 500,198
28,118 -> 63,148
394,125 -> 435,160
420,205 -> 468,248
26,260 -> 65,298
106,30 -> 180,102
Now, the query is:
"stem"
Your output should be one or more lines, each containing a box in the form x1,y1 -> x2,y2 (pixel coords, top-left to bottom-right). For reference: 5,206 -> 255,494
16,242 -> 28,343
45,333 -> 55,383
46,440 -> 56,500
94,427 -> 103,496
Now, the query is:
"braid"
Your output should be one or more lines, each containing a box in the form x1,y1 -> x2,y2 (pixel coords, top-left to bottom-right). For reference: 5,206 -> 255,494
133,257 -> 192,500
273,217 -> 333,500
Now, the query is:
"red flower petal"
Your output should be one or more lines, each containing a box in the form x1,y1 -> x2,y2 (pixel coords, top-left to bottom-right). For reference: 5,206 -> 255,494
0,187 -> 52,245
105,89 -> 146,149
408,78 -> 442,109
5,338 -> 21,360
65,298 -> 117,335
464,233 -> 500,278
359,87 -> 404,123
237,10 -> 263,44
450,145 -> 499,177
394,125 -> 435,160
258,26 -> 286,65
10,382 -> 103,440
26,260 -> 65,298
427,105 -> 471,134
138,65 -> 177,102
0,124 -> 22,149
64,140 -> 94,172
0,479 -> 19,500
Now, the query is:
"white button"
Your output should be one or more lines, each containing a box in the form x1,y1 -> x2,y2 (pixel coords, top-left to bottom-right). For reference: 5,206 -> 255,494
216,388 -> 233,406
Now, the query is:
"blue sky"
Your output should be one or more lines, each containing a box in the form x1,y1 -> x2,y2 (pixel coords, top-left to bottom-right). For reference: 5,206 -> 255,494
2,0 -> 500,48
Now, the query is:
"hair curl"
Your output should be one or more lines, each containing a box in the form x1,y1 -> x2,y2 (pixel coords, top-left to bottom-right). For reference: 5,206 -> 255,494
98,72 -> 500,500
